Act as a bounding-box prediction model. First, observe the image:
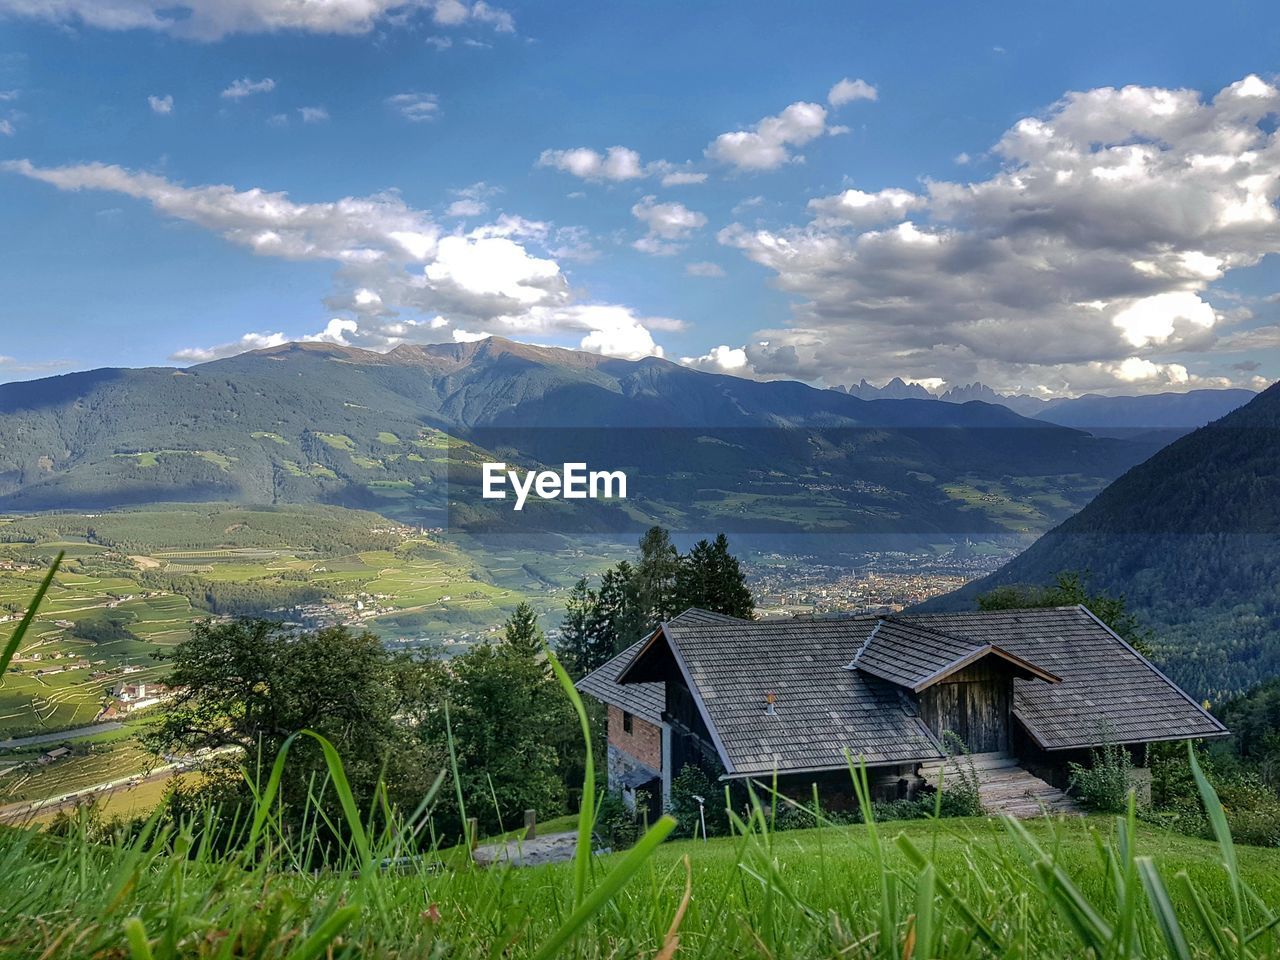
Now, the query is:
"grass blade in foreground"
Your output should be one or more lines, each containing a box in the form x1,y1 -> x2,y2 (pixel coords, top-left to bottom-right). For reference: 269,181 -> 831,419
530,814 -> 677,960
546,646 -> 594,909
0,551 -> 62,678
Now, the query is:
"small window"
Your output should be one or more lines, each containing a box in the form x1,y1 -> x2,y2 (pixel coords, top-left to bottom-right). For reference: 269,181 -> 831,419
622,710 -> 634,734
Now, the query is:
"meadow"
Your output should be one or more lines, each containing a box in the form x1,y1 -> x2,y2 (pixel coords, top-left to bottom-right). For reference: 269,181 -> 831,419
1,551 -> 1279,960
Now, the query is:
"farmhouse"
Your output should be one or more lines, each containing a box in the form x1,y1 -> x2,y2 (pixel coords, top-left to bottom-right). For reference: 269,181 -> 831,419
577,606 -> 1226,816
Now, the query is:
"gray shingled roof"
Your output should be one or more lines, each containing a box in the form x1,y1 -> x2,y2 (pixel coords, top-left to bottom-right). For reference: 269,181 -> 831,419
851,618 -> 1060,692
574,609 -> 740,723
653,616 -> 945,776
903,607 -> 1227,751
587,605 -> 1226,777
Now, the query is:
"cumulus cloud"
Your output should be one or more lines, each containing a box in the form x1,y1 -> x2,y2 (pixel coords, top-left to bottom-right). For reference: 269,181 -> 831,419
538,145 -> 646,182
0,0 -> 514,41
387,92 -> 439,122
631,195 -> 706,255
221,76 -> 275,99
718,74 -> 1280,394
828,77 -> 877,106
147,93 -> 173,114
298,105 -> 329,123
7,159 -> 677,363
680,344 -> 748,373
537,146 -> 708,187
171,318 -> 359,363
706,100 -> 837,171
808,187 -> 924,227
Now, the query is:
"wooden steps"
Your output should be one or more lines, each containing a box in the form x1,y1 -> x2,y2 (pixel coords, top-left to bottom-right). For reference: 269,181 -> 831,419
919,752 -> 1083,819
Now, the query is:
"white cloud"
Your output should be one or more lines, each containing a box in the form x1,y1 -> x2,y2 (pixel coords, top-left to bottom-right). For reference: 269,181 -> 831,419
717,74 -> 1280,394
538,148 -> 709,187
0,0 -> 514,40
661,170 -> 708,186
808,187 -> 924,227
221,76 -> 275,99
686,261 -> 725,278
706,101 -> 835,171
631,196 -> 705,239
538,145 -> 646,182
298,105 -> 329,123
387,92 -> 439,122
9,159 -> 678,363
171,330 -> 289,362
828,77 -> 877,106
171,318 -> 359,363
680,344 -> 748,373
445,181 -> 498,218
0,119 -> 13,136
631,195 -> 707,256
147,93 -> 173,114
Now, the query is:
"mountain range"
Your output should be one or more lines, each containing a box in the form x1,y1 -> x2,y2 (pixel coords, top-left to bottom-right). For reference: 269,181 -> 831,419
833,379 -> 1256,433
925,382 -> 1280,699
0,338 -> 1162,538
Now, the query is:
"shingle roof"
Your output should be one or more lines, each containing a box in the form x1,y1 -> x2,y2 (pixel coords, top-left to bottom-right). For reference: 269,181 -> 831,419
851,618 -> 1060,692
902,606 -> 1227,751
576,638 -> 665,722
591,605 -> 1226,777
656,616 -> 945,776
574,609 -> 740,723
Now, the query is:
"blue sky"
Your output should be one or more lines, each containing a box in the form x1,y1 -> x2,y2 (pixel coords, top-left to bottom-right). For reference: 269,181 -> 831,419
2,0 -> 1279,396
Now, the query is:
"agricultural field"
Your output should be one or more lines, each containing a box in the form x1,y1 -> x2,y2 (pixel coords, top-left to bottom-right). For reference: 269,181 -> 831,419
0,504 -> 625,743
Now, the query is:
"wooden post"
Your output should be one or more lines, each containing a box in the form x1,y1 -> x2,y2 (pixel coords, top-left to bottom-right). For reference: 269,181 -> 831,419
467,817 -> 479,852
524,808 -> 537,840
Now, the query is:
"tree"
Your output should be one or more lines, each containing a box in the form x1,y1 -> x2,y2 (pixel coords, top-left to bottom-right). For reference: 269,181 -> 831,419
502,601 -> 543,659
678,533 -> 755,619
148,619 -> 437,850
977,571 -> 1153,654
636,525 -> 682,626
558,576 -> 604,678
422,642 -> 576,837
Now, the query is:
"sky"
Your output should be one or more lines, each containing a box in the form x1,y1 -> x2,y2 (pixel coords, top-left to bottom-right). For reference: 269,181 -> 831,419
1,1 -> 1279,397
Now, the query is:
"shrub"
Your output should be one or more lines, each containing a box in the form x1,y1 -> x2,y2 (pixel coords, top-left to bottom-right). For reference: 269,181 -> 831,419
938,731 -> 984,818
669,763 -> 729,838
595,790 -> 640,850
1070,740 -> 1137,813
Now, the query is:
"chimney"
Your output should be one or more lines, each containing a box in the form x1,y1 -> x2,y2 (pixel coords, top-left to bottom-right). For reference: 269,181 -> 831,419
764,692 -> 777,716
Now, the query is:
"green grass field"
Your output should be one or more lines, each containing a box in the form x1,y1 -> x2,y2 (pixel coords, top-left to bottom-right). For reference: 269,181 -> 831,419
2,782 -> 1278,959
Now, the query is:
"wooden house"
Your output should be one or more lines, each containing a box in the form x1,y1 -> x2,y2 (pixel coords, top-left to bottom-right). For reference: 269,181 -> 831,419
577,606 -> 1226,816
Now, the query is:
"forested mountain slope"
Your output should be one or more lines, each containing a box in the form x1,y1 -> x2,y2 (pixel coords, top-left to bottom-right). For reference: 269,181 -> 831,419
924,382 -> 1280,699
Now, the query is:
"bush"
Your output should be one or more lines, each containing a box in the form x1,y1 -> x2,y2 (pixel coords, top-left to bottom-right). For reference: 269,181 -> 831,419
1069,741 -> 1137,813
595,790 -> 640,850
938,732 -> 984,817
669,764 -> 729,838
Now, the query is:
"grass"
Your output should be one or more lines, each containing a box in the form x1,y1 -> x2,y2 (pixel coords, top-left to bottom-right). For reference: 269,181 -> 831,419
0,569 -> 1279,957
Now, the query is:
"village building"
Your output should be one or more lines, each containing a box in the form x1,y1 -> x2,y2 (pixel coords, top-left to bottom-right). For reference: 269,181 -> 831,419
577,606 -> 1227,816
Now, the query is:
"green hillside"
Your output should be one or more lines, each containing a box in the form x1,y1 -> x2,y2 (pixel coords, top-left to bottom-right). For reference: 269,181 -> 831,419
0,503 -> 624,738
927,382 -> 1280,700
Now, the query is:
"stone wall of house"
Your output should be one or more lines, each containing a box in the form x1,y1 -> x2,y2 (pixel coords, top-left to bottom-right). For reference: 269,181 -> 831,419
607,704 -> 662,770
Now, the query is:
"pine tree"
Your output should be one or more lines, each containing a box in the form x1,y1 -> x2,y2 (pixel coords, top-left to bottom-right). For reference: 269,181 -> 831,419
677,534 -> 755,619
502,601 -> 544,659
710,533 -> 755,619
636,525 -> 682,627
558,576 -> 600,678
